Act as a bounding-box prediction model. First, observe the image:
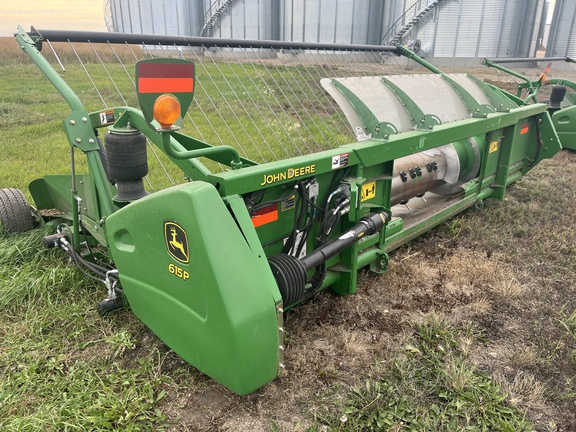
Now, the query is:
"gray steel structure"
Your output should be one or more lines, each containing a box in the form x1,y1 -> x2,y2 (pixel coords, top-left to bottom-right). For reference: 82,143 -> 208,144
282,0 -> 385,44
400,0 -> 546,58
546,0 -> 576,57
106,0 -> 387,44
104,0 -> 547,58
200,0 -> 278,40
106,0 -> 201,36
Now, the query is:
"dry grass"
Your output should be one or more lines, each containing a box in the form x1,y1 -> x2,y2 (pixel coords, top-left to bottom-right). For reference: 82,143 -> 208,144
0,37 -> 21,62
1,36 -> 139,65
494,370 -> 548,412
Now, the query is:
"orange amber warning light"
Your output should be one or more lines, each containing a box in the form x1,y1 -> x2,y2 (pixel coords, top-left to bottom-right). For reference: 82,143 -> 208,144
153,94 -> 181,129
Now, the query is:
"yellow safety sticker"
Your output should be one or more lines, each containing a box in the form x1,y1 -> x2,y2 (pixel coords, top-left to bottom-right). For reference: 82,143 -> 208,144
489,141 -> 499,153
99,109 -> 115,126
361,181 -> 376,202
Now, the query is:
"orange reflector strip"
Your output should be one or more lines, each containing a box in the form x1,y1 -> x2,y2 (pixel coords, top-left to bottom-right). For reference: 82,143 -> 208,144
138,77 -> 194,94
520,124 -> 529,135
251,205 -> 278,228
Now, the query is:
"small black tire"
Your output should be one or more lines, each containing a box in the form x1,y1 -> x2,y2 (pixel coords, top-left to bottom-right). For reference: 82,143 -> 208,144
0,188 -> 34,234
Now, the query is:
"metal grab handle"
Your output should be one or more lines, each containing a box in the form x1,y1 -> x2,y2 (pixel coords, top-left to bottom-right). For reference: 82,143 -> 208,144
162,132 -> 243,168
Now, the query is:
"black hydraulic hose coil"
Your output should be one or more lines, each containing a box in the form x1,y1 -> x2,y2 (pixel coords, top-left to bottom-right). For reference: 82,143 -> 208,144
268,253 -> 307,307
268,212 -> 389,307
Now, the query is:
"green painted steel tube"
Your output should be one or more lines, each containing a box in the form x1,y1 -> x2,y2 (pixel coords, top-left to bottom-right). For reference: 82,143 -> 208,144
356,245 -> 385,270
481,58 -> 534,92
161,132 -> 243,168
481,58 -> 546,103
396,45 -> 444,75
16,28 -> 117,225
110,108 -> 250,175
15,27 -> 83,112
477,187 -> 495,202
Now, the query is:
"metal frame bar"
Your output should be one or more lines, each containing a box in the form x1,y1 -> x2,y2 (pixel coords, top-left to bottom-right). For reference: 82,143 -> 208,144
29,27 -> 401,54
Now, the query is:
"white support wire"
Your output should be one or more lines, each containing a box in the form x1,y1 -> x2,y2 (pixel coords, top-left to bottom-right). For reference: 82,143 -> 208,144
41,35 -> 412,186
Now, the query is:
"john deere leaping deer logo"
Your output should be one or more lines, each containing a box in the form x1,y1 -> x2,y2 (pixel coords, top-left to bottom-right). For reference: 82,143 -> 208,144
164,221 -> 189,264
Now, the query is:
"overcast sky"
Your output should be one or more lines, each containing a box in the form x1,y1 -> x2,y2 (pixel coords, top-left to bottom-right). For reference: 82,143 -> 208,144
0,1 -> 106,36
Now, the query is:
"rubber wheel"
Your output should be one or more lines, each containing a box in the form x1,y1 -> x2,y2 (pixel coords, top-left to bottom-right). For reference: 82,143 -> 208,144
0,188 -> 34,233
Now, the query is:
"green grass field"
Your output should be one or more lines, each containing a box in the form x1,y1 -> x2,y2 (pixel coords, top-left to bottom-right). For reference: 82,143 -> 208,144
1,36 -> 576,431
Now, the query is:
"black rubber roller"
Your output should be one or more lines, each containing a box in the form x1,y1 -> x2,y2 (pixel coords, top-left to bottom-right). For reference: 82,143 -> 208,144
268,253 -> 307,307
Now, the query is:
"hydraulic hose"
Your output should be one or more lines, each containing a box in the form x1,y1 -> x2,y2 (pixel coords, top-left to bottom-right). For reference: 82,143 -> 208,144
300,211 -> 389,271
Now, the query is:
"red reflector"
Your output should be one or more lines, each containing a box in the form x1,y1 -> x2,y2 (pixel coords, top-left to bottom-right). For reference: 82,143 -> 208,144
138,77 -> 194,93
251,205 -> 278,228
520,124 -> 529,135
138,62 -> 194,78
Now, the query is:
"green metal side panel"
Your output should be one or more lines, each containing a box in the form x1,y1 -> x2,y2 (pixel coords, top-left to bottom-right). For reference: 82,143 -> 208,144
29,174 -> 113,246
105,181 -> 280,395
553,105 -> 576,150
29,174 -> 113,217
29,176 -> 76,215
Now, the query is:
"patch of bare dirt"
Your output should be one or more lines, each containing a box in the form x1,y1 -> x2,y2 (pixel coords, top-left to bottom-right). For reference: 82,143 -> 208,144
483,78 -> 519,94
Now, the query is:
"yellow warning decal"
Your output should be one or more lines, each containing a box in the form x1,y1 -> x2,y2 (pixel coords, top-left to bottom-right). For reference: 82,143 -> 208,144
99,109 -> 115,126
361,181 -> 376,202
489,141 -> 499,153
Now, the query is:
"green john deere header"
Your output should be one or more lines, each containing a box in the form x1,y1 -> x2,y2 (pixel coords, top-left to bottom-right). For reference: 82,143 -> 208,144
0,26 -> 563,394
